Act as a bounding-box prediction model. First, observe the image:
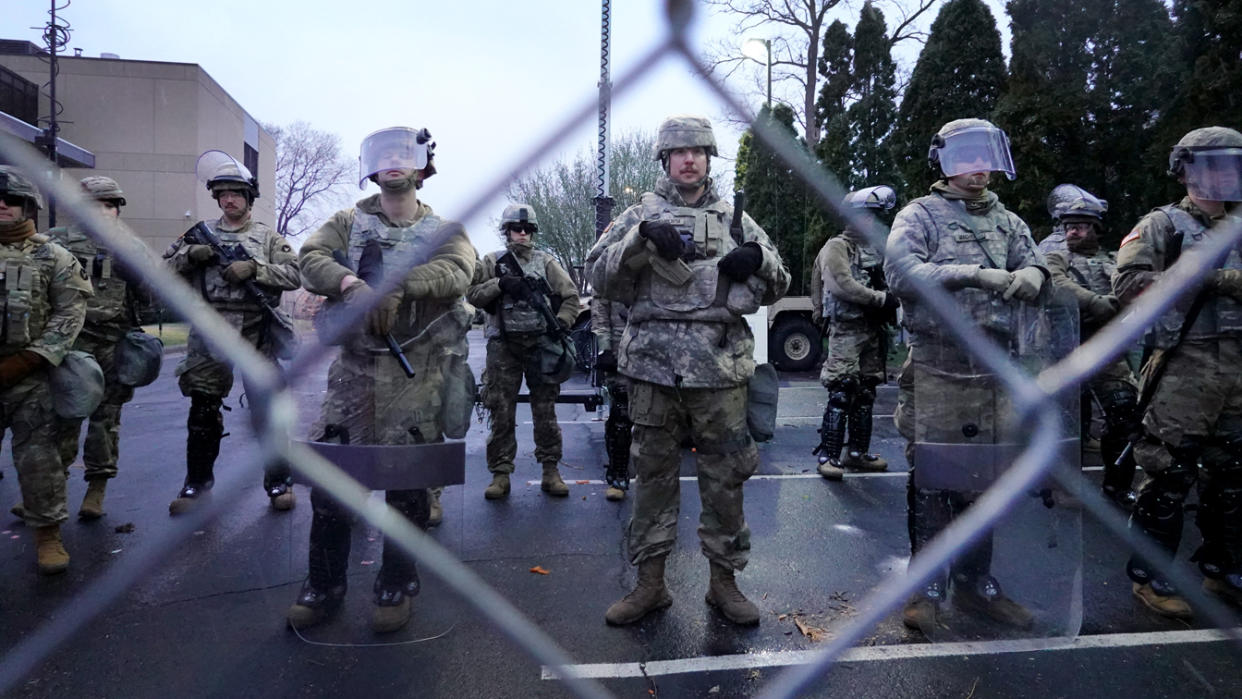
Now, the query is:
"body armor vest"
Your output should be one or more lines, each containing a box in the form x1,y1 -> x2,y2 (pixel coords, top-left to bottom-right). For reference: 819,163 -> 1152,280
0,236 -> 61,355
1064,249 -> 1115,297
490,247 -> 555,338
822,235 -> 882,323
1151,205 -> 1242,348
905,195 -> 1022,343
52,226 -> 130,334
628,193 -> 763,324
197,220 -> 277,310
347,210 -> 445,348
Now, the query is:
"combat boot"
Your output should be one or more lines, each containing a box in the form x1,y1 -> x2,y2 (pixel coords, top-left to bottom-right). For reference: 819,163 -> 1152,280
1132,581 -> 1192,619
952,575 -> 1034,629
372,576 -> 419,634
605,556 -> 673,625
1203,576 -> 1242,607
842,397 -> 887,471
902,578 -> 945,636
286,580 -> 346,630
817,459 -> 845,480
605,486 -> 626,501
78,479 -> 108,520
484,473 -> 510,500
705,562 -> 761,625
428,488 -> 443,527
168,483 -> 211,516
35,525 -> 70,575
541,462 -> 569,497
11,501 -> 25,519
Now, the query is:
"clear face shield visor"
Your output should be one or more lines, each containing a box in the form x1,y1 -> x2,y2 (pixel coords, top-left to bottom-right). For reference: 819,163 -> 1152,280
844,185 -> 897,210
359,128 -> 430,189
195,150 -> 254,187
936,127 -> 1016,181
1183,149 -> 1242,203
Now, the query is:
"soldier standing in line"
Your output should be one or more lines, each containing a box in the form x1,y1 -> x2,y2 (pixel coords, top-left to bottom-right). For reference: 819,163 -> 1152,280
46,177 -> 150,520
1042,184 -> 1139,508
0,166 -> 91,574
1114,126 -> 1242,618
592,115 -> 790,626
811,185 -> 899,480
586,243 -> 633,503
287,126 -> 476,633
163,151 -> 301,515
885,118 -> 1047,635
467,203 -> 579,500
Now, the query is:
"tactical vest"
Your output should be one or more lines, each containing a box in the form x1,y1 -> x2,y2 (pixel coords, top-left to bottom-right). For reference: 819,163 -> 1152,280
0,236 -> 63,355
822,235 -> 882,323
51,226 -> 129,331
1150,205 -> 1242,347
488,247 -> 555,338
197,220 -> 277,309
347,209 -> 445,347
905,195 -> 1024,342
1064,249 -> 1115,297
628,193 -> 763,324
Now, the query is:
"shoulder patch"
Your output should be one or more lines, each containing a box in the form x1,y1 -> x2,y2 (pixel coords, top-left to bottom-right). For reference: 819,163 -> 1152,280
1119,229 -> 1142,248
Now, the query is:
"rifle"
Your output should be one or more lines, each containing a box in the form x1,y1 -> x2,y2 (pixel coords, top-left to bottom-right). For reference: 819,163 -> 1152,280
496,250 -> 568,339
187,221 -> 297,357
330,242 -> 416,378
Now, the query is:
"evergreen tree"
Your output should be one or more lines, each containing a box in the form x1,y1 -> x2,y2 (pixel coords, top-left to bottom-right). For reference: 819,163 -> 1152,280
846,1 -> 901,189
992,0 -> 1097,238
814,20 -> 855,190
891,0 -> 1007,201
1086,0 -> 1175,243
737,103 -> 815,295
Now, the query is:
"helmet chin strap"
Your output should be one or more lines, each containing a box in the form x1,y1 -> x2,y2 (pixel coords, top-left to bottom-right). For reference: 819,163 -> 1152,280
378,171 -> 421,193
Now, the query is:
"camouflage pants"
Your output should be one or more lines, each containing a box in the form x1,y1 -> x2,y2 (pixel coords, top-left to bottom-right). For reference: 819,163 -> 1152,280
175,309 -> 269,398
7,375 -> 68,527
53,333 -> 135,480
627,380 -> 757,570
820,321 -> 885,387
481,337 -> 561,474
1135,339 -> 1242,475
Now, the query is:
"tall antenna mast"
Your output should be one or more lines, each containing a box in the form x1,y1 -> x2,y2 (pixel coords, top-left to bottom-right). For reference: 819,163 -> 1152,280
592,0 -> 614,241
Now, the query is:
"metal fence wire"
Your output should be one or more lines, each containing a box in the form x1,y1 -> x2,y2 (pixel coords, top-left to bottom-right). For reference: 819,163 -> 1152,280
2,0 -> 1242,695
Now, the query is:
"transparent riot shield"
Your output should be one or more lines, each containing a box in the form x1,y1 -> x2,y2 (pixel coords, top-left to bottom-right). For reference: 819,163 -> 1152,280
906,289 -> 1082,641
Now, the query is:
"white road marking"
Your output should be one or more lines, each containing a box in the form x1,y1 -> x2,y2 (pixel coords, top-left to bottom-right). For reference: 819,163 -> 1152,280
525,469 -> 1102,486
541,628 -> 1242,680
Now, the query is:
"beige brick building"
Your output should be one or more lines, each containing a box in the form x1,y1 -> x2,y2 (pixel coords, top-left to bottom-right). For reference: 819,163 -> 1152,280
0,41 -> 275,253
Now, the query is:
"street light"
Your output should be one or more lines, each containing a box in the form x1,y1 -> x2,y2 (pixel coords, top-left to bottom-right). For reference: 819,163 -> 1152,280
741,37 -> 772,107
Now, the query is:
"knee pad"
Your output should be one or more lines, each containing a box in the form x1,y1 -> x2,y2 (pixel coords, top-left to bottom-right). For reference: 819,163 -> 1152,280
828,378 -> 857,410
188,394 -> 223,438
1098,387 -> 1140,434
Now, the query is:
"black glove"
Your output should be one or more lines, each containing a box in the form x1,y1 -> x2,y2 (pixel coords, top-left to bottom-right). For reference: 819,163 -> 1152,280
718,242 -> 763,282
498,275 -> 529,300
882,292 -> 900,312
596,349 -> 617,372
639,220 -> 684,261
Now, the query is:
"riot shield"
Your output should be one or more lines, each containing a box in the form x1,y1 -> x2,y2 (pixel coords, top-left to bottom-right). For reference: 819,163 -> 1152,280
905,289 -> 1082,641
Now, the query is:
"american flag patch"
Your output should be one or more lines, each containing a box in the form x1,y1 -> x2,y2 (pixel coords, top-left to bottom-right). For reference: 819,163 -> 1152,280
1120,229 -> 1142,247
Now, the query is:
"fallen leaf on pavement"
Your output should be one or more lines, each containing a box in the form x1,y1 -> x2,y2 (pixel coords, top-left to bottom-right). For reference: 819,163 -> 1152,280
530,566 -> 550,575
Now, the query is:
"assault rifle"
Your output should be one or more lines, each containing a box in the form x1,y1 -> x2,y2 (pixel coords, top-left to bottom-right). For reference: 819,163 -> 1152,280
496,250 -> 567,339
187,221 -> 296,355
330,242 -> 416,378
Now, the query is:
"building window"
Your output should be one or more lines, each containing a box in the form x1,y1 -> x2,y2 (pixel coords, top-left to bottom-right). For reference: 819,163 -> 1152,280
243,143 -> 259,187
0,65 -> 39,126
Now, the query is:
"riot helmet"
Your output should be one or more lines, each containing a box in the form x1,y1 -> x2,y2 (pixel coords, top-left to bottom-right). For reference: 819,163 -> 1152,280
196,150 -> 259,203
0,165 -> 44,220
1046,184 -> 1107,223
928,118 -> 1016,181
359,126 -> 436,191
843,185 -> 897,210
1169,126 -> 1242,203
80,175 -> 127,207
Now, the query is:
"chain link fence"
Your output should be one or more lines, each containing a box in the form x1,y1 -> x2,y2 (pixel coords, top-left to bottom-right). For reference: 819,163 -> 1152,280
1,1 -> 1241,695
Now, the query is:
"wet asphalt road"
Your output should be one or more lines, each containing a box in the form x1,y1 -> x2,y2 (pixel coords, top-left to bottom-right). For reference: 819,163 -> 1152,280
0,329 -> 1240,698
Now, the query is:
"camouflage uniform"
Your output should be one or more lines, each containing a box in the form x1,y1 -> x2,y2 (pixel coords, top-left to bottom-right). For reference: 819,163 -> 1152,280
593,175 -> 789,569
1114,196 -> 1242,601
467,244 -> 579,479
886,182 -> 1046,600
3,234 -> 92,527
50,224 -> 144,482
586,235 -> 632,498
297,194 -> 475,610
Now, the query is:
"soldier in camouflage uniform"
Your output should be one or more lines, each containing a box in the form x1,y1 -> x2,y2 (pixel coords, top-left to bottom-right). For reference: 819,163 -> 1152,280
585,240 -> 632,502
0,166 -> 91,575
1114,126 -> 1242,619
467,203 -> 579,500
811,185 -> 900,480
592,115 -> 790,626
287,126 -> 476,634
885,118 -> 1047,636
164,150 -> 301,515
47,177 -> 148,520
1043,184 -> 1139,508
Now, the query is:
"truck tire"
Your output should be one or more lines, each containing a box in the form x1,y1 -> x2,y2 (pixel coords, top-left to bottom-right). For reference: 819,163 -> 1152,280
770,316 -> 821,372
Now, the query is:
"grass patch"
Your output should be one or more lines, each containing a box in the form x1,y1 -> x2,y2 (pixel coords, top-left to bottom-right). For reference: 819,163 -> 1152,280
141,322 -> 189,348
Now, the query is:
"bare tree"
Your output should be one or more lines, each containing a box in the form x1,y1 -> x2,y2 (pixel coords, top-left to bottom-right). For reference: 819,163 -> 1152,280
702,0 -> 942,141
265,121 -> 353,239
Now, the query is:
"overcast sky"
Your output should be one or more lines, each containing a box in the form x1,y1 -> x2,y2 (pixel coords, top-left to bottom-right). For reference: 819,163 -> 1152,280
7,0 -> 1010,252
